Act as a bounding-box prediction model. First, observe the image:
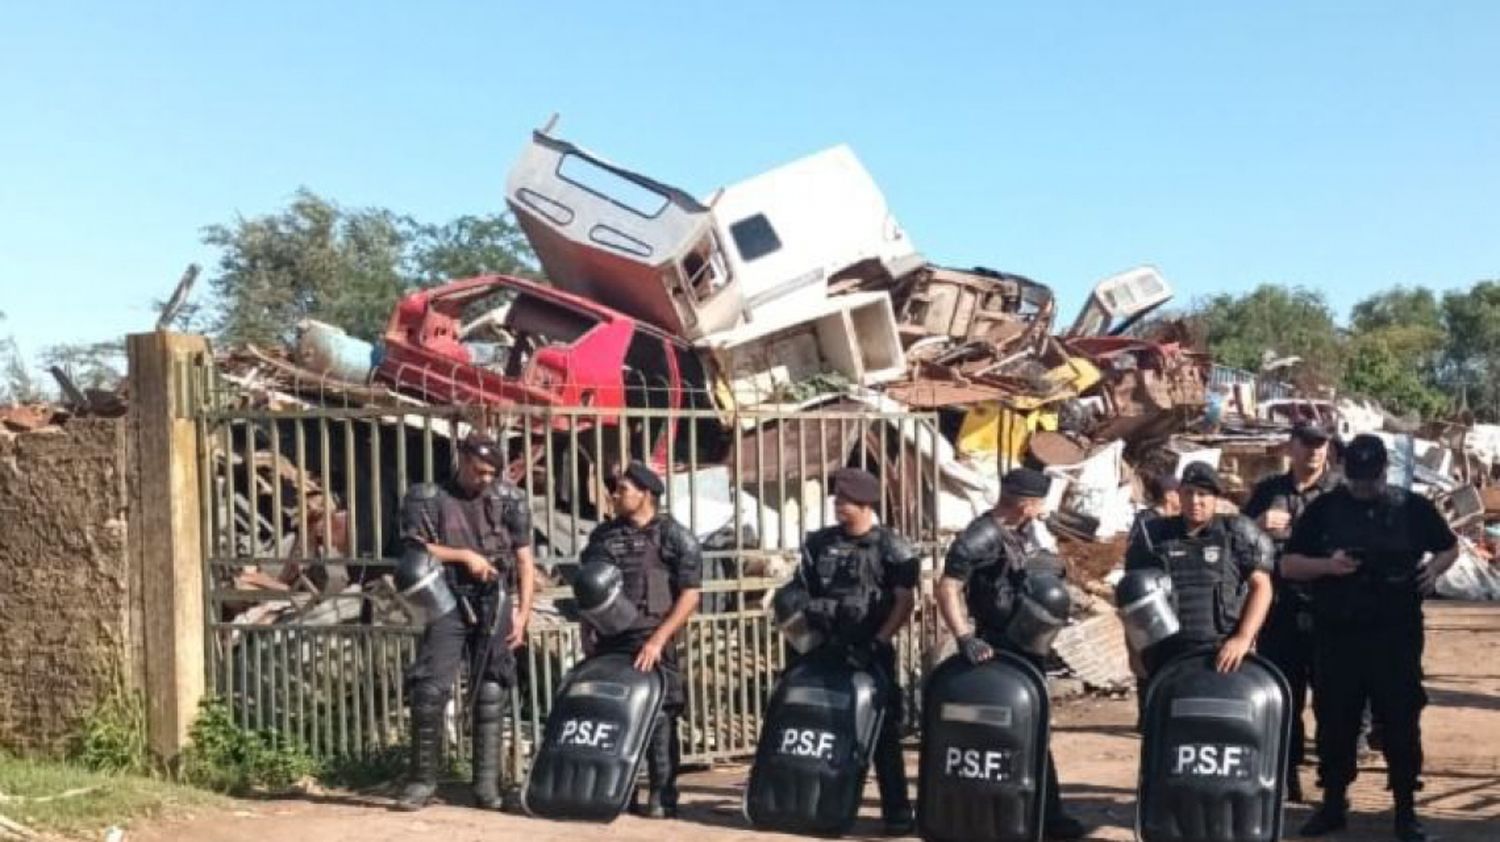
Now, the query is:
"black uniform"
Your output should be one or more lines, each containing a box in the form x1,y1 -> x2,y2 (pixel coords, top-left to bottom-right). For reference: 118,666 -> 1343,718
1242,467 -> 1341,775
399,476 -> 531,807
1285,485 -> 1454,799
579,513 -> 702,811
1124,513 -> 1275,676
796,523 -> 919,823
942,513 -> 1073,828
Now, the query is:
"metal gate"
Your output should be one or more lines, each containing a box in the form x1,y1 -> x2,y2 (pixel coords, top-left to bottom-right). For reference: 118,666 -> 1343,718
188,363 -> 942,780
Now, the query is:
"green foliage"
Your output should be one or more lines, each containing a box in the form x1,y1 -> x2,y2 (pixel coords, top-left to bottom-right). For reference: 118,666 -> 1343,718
178,698 -> 318,794
1441,280 -> 1500,417
407,213 -> 537,286
1342,329 -> 1448,419
71,688 -> 149,776
0,311 -> 45,404
0,753 -> 220,837
1192,284 -> 1345,387
40,339 -> 127,392
201,189 -> 536,347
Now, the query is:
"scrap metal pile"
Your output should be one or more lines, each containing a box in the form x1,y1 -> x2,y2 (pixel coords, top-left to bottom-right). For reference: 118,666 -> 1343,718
194,123 -> 1500,613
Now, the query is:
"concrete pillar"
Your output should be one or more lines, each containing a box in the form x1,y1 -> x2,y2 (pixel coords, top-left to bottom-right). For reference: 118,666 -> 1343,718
127,332 -> 209,762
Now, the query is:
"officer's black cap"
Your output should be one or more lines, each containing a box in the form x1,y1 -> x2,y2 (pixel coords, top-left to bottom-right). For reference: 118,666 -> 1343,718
1001,467 -> 1051,500
1179,461 -> 1224,496
617,460 -> 664,496
1290,420 -> 1333,445
832,467 -> 880,506
1343,434 -> 1388,481
458,432 -> 504,470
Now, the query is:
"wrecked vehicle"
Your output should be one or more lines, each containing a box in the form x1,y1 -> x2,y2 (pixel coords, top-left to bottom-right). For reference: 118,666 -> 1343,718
506,130 -> 744,341
1067,265 -> 1172,337
375,274 -> 724,493
709,143 -> 924,322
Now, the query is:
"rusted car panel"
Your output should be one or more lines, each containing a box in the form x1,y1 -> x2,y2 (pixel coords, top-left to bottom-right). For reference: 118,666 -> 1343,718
1067,336 -> 1209,417
375,274 -> 704,419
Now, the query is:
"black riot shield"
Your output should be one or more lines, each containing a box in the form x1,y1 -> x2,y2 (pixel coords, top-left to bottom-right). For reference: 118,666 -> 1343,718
744,649 -> 885,837
1137,647 -> 1292,842
522,652 -> 666,822
917,651 -> 1050,842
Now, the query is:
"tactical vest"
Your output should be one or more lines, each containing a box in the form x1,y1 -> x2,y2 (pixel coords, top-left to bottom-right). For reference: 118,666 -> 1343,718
404,482 -> 518,592
1155,526 -> 1245,643
808,528 -> 894,645
595,519 -> 675,632
967,530 -> 1029,637
1309,489 -> 1421,630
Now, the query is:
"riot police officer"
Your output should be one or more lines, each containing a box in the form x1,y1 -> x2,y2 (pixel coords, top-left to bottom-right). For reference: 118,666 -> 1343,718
937,467 -> 1088,841
1282,435 -> 1460,842
1123,461 -> 1275,678
396,432 -> 537,811
579,461 -> 702,819
795,467 -> 918,836
1241,420 -> 1340,803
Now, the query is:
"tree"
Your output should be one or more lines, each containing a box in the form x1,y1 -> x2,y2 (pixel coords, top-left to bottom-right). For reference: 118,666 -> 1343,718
41,340 -> 127,392
1342,287 -> 1447,418
1440,281 -> 1500,420
1350,285 -> 1443,334
1189,284 -> 1345,389
0,311 -> 44,405
406,214 -> 536,286
202,190 -> 408,346
201,190 -> 537,347
1342,329 -> 1448,418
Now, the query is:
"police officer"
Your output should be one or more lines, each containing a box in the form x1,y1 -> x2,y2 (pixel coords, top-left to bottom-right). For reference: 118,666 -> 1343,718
1136,471 -> 1181,533
579,461 -> 702,819
396,432 -> 536,811
795,467 -> 918,836
1241,420 -> 1340,803
1124,461 -> 1275,678
1282,435 -> 1460,842
937,467 -> 1089,841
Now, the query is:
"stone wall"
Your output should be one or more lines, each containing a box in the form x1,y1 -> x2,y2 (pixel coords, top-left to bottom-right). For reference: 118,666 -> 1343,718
0,419 -> 134,755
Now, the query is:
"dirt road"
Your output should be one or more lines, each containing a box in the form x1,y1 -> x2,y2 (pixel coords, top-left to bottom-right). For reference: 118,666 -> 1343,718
132,602 -> 1500,842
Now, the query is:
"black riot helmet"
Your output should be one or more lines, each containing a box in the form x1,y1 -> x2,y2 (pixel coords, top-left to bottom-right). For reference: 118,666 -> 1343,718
1003,572 -> 1071,656
573,560 -> 640,637
1115,568 -> 1180,652
771,577 -> 826,654
394,540 -> 458,627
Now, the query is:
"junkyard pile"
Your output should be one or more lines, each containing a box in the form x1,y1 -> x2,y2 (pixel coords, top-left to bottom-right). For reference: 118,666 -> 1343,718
12,125 -> 1500,686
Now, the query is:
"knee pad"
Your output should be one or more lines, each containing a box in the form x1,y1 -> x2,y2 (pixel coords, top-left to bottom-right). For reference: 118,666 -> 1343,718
411,681 -> 449,710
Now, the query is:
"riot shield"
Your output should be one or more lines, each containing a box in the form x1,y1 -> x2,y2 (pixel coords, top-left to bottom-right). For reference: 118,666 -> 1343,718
917,651 -> 1050,842
522,652 -> 666,822
1136,647 -> 1292,842
744,649 -> 886,837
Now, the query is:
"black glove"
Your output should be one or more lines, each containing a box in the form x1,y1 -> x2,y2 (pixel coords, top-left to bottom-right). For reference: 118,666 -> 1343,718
957,634 -> 994,665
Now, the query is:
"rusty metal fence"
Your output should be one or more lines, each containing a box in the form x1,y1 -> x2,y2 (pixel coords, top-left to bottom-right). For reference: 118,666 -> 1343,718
186,362 -> 942,781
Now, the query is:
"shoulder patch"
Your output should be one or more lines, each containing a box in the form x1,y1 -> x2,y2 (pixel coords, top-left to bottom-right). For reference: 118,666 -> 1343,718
406,482 -> 440,501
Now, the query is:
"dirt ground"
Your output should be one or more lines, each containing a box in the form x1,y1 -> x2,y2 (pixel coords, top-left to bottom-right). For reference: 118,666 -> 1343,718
130,601 -> 1500,842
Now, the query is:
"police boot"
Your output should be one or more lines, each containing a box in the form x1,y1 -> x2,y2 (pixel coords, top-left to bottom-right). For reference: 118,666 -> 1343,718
395,688 -> 445,811
633,715 -> 678,819
1299,788 -> 1349,837
1042,757 -> 1088,840
471,681 -> 504,811
1393,790 -> 1427,842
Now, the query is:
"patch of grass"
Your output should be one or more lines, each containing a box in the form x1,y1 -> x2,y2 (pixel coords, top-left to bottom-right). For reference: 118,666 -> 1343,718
71,687 -> 149,776
0,754 -> 222,838
179,699 -> 319,794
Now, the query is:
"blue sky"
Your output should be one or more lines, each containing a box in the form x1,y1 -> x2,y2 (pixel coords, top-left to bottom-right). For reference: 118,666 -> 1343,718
2,2 -> 1497,364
